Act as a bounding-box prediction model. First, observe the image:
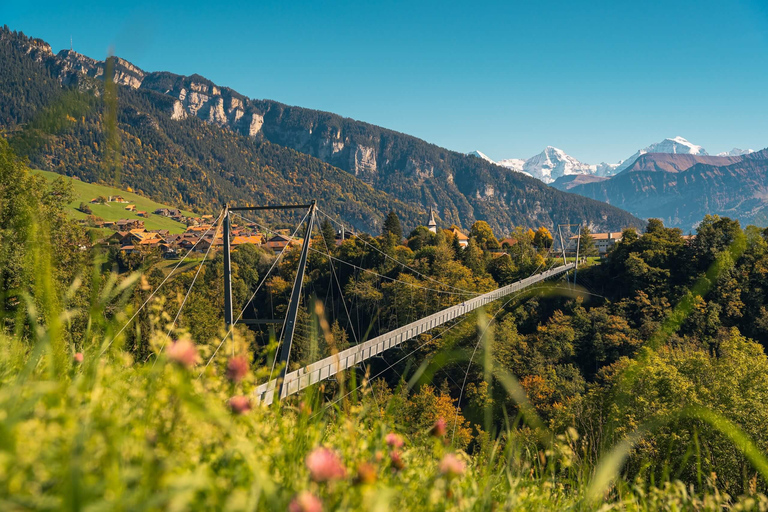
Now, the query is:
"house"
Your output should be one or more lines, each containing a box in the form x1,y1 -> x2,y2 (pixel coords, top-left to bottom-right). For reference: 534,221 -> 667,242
499,237 -> 518,248
446,227 -> 469,248
136,211 -> 148,218
125,204 -> 136,212
154,208 -> 181,218
567,232 -> 624,255
232,235 -> 264,247
115,219 -> 144,231
266,234 -> 302,252
110,196 -> 129,203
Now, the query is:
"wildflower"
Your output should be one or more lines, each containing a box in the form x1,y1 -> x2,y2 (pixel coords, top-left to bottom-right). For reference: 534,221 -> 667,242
226,355 -> 249,383
166,338 -> 199,368
355,461 -> 377,485
385,432 -> 404,448
306,447 -> 346,482
389,450 -> 404,471
73,352 -> 84,363
289,491 -> 323,512
431,418 -> 447,437
439,453 -> 465,477
229,395 -> 251,415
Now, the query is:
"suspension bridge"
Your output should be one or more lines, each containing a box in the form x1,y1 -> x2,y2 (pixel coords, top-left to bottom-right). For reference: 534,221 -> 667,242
109,201 -> 582,406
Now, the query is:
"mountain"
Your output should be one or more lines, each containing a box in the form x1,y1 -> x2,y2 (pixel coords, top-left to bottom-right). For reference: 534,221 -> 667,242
481,136 -> 715,184
468,150 -> 494,164
718,148 -> 755,157
551,174 -> 609,191
564,149 -> 768,231
518,146 -> 595,183
612,136 -> 707,174
0,27 -> 644,234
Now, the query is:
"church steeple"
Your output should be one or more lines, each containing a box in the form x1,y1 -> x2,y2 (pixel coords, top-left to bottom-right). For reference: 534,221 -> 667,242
427,209 -> 437,233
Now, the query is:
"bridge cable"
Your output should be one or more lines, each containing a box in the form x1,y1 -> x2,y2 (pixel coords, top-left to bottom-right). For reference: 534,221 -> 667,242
234,212 -> 474,297
312,283 -> 551,421
316,207 -> 478,296
151,210 -> 224,365
100,209 -> 224,357
198,209 -> 311,379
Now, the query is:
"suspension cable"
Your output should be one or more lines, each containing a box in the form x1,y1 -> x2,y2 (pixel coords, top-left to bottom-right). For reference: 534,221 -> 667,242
100,209 -> 224,357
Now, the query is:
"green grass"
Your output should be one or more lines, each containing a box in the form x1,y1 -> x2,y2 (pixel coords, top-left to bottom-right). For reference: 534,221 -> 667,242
34,169 -> 195,233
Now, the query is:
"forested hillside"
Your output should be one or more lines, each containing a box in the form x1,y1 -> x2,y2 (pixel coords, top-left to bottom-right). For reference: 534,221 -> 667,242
0,26 -> 643,234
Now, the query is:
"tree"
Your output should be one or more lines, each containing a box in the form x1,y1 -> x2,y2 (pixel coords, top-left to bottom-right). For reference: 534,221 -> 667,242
470,221 -> 500,251
580,226 -> 598,257
382,210 -> 403,241
78,201 -> 92,214
533,227 -> 553,249
320,219 -> 336,250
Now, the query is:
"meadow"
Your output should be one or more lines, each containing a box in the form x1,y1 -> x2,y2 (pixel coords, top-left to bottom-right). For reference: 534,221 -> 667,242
33,169 -> 193,233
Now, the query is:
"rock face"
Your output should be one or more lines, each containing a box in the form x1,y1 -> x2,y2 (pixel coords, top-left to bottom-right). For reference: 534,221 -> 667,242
565,149 -> 768,231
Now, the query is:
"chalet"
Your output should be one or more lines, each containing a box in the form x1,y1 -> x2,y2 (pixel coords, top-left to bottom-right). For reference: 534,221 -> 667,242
110,196 -> 129,203
186,224 -> 213,233
147,229 -> 171,238
266,234 -> 302,252
154,208 -> 181,218
232,235 -> 264,247
136,211 -> 148,218
115,219 -> 144,231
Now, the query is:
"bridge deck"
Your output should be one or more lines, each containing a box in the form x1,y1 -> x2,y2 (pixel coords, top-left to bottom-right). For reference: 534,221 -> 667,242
253,263 -> 576,404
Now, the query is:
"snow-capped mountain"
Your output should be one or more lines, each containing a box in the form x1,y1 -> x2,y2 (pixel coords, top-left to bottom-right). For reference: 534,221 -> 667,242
612,136 -> 707,174
468,150 -> 495,163
470,147 -> 615,183
518,146 -> 595,183
470,137 -> 760,185
496,158 -> 526,173
717,148 -> 755,157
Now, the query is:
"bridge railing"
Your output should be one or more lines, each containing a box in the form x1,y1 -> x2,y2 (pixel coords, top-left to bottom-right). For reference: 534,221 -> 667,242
253,262 -> 576,404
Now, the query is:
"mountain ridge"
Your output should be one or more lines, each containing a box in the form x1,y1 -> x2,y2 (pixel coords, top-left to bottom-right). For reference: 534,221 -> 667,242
0,26 -> 644,234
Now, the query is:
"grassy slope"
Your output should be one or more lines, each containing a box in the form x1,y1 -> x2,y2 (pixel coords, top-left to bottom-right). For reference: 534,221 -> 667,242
34,170 -> 195,233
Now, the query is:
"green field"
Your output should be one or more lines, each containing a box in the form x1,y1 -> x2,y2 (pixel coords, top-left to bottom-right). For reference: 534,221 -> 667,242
33,170 -> 195,233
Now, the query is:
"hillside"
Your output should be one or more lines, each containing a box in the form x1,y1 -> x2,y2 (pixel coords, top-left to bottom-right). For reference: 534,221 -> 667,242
33,169 -> 193,233
565,149 -> 768,231
0,27 -> 643,234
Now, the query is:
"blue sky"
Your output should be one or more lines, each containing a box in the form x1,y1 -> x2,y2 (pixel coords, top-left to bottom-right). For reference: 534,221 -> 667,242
5,0 -> 768,163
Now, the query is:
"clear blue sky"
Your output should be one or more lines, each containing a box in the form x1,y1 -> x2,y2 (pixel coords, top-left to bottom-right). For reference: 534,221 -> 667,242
5,0 -> 768,163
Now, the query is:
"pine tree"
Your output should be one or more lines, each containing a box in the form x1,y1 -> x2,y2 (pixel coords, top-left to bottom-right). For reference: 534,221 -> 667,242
321,219 -> 336,249
580,226 -> 598,257
382,210 -> 403,240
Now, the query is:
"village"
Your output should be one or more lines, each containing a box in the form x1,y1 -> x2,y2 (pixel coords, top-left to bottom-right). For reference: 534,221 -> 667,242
91,205 -> 652,262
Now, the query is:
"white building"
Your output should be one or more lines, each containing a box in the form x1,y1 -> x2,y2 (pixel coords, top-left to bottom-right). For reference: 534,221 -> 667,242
567,231 -> 623,255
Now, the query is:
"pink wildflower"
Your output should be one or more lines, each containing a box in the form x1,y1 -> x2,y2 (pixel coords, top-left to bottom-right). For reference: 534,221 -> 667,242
306,447 -> 346,482
166,338 -> 199,368
73,352 -> 84,363
439,453 -> 466,477
229,395 -> 251,415
226,355 -> 249,383
389,450 -> 405,471
289,491 -> 323,512
431,418 -> 447,438
385,432 -> 404,448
